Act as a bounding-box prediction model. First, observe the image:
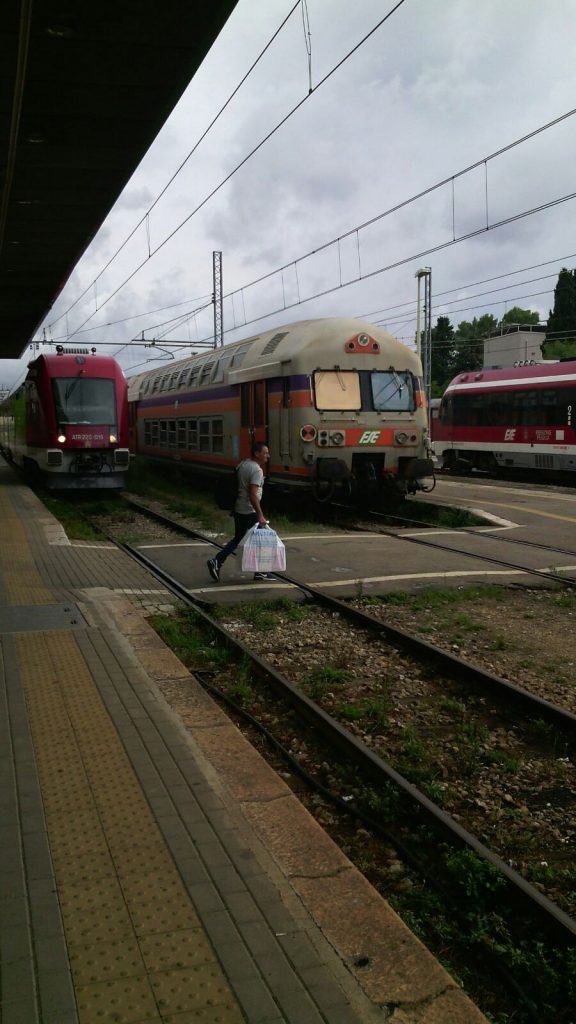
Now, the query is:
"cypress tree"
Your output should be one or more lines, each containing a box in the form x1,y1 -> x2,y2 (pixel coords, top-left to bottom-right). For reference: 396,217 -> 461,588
547,268 -> 576,335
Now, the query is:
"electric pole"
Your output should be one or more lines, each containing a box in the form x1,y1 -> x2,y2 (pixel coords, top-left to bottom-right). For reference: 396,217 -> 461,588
212,251 -> 223,347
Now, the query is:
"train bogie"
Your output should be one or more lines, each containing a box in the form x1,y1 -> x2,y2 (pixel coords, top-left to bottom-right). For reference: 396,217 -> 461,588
128,318 -> 434,503
0,348 -> 131,489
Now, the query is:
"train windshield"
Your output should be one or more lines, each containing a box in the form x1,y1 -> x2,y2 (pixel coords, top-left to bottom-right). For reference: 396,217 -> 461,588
52,378 -> 117,425
313,370 -> 361,410
371,371 -> 414,411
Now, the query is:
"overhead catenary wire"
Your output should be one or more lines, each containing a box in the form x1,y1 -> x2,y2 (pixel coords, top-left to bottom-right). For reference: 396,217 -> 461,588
57,0 -> 409,341
186,187 -> 576,348
48,0 -> 304,331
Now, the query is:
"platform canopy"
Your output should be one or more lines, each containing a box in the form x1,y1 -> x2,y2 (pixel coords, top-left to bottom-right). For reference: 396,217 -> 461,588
0,0 -> 238,359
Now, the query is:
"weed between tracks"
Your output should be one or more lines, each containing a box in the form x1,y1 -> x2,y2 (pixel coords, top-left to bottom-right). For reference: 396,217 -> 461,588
149,591 -> 576,1024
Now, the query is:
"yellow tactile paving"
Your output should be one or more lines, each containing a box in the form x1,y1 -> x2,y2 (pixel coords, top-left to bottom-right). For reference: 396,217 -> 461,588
0,490 -> 55,604
16,630 -> 245,1024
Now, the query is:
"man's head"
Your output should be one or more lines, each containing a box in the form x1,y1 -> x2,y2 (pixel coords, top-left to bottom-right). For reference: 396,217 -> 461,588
252,441 -> 270,466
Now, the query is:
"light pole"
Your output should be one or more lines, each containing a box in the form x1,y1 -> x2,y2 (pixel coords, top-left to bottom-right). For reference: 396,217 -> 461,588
415,267 -> 432,411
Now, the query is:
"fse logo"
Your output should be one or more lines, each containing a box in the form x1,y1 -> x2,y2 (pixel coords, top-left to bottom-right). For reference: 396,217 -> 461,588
504,428 -> 516,441
358,430 -> 381,444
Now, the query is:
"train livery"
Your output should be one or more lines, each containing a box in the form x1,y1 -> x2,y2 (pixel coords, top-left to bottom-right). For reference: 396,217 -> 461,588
127,317 -> 434,501
0,348 -> 131,489
433,360 -> 576,475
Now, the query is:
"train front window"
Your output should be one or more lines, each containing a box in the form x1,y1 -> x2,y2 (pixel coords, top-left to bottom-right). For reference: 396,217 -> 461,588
52,378 -> 116,426
314,370 -> 360,410
371,371 -> 414,411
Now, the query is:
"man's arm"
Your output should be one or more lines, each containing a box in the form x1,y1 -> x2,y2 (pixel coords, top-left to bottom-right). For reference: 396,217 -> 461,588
248,483 -> 267,525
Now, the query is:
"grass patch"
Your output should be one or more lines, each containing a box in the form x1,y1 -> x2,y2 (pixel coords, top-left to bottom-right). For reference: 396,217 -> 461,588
149,607 -> 234,672
338,696 -> 391,731
360,583 -> 506,613
303,665 -> 351,699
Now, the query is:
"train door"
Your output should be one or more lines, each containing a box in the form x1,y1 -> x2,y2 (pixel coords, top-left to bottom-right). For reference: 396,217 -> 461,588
240,381 -> 268,463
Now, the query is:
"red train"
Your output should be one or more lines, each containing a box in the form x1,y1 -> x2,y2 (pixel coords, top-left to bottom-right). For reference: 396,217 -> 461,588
432,360 -> 576,475
0,347 -> 131,489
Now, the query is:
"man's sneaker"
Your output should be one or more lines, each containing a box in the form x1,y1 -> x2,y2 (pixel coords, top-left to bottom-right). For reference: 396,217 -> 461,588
207,558 -> 220,582
253,572 -> 278,582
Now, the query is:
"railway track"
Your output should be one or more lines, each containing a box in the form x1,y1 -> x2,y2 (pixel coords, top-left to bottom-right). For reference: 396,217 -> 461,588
329,501 -> 576,588
67,491 -> 576,1019
84,496 -> 576,943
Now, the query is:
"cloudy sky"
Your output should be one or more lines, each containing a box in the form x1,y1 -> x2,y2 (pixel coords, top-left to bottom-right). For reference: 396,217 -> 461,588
7,0 -> 576,385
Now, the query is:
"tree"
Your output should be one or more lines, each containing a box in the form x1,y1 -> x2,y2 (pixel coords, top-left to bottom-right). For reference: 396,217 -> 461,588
547,268 -> 576,335
500,307 -> 540,327
430,316 -> 455,396
452,314 -> 498,375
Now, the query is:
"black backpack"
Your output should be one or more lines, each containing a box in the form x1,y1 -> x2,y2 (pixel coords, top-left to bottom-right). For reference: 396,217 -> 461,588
214,468 -> 238,511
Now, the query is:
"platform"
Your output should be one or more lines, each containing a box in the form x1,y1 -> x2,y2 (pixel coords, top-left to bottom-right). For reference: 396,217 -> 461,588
0,459 -> 488,1023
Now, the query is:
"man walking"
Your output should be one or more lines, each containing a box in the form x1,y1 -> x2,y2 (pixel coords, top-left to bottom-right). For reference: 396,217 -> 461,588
207,442 -> 277,582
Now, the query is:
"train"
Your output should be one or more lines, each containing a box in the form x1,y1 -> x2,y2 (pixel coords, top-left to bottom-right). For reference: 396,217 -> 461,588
127,317 -> 435,503
0,347 -> 131,489
432,360 -> 576,475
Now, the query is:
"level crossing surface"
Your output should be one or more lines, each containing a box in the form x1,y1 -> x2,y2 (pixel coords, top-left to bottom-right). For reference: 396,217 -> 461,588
0,459 -> 488,1024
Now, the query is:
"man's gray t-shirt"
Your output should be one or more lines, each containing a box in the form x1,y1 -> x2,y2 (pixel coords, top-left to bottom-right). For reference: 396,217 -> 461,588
235,459 -> 264,514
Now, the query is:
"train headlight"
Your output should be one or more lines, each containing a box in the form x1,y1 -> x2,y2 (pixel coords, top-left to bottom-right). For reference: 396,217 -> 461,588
395,431 -> 409,445
57,434 -> 66,444
109,433 -> 117,443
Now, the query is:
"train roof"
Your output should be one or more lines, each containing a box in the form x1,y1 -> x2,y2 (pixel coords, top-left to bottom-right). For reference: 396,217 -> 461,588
27,350 -> 125,376
126,317 -> 421,401
444,360 -> 576,393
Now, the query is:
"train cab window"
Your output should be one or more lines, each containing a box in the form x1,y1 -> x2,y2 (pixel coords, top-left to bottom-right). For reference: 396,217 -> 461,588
439,397 -> 451,424
52,377 -> 116,425
370,371 -> 414,412
313,370 -> 360,411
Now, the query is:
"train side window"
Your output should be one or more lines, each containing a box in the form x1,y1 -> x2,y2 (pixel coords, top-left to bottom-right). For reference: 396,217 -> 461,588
200,361 -> 215,385
241,384 -> 250,426
541,389 -> 558,426
159,421 -> 167,446
187,419 -> 198,449
212,353 -> 233,384
230,343 -> 251,368
150,420 -> 159,446
314,370 -> 360,410
199,421 -> 210,451
254,381 -> 266,426
212,418 -> 224,453
168,421 -> 177,448
177,420 -> 187,448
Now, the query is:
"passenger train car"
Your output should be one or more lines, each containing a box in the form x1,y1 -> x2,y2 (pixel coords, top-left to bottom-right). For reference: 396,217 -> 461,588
0,348 -> 131,489
127,317 -> 434,502
433,360 -> 576,475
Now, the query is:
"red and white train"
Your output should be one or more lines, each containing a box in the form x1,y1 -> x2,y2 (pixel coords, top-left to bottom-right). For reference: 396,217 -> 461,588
0,348 -> 131,489
127,317 -> 435,503
432,360 -> 576,475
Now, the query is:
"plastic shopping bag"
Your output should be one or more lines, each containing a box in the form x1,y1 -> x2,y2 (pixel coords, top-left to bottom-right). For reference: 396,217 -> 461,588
241,525 -> 286,573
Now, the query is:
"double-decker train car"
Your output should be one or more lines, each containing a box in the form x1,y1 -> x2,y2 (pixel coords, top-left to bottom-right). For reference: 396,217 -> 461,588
0,347 -> 131,489
433,360 -> 576,475
127,317 -> 434,502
